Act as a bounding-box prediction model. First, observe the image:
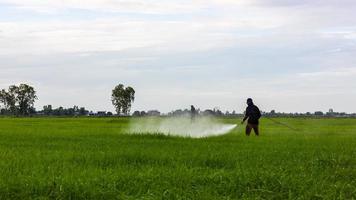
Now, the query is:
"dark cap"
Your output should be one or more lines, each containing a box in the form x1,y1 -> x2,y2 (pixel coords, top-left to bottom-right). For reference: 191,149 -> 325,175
247,98 -> 253,105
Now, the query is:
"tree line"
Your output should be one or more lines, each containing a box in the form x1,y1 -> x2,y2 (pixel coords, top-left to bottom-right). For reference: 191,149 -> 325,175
40,105 -> 89,116
2,83 -> 355,118
0,83 -> 135,116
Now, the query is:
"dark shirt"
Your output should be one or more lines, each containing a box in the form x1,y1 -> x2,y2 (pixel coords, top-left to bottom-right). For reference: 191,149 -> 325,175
245,104 -> 261,125
191,106 -> 197,121
191,107 -> 196,115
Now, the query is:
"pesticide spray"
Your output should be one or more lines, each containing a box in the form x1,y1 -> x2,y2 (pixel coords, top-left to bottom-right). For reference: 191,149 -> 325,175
129,116 -> 237,138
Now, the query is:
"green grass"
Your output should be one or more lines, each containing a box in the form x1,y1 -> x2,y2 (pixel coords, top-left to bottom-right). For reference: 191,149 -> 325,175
0,117 -> 355,199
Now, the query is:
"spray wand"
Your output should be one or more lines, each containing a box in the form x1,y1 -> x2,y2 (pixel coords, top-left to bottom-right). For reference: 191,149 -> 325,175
264,116 -> 300,131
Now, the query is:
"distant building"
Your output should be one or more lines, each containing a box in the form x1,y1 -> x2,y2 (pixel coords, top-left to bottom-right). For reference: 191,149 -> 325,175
147,110 -> 160,116
132,111 -> 141,117
202,109 -> 214,116
327,109 -> 334,116
97,111 -> 107,116
140,111 -> 147,116
314,111 -> 324,116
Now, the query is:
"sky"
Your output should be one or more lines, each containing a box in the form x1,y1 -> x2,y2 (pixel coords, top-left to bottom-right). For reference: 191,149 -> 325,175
1,0 -> 356,113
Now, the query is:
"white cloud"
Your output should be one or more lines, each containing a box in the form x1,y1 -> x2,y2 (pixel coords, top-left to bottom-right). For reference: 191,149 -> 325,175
0,16 -> 285,55
298,67 -> 356,79
1,0 -> 237,14
1,0 -> 187,13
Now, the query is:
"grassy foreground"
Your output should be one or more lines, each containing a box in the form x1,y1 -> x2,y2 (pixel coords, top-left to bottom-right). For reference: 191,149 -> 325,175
0,117 -> 355,199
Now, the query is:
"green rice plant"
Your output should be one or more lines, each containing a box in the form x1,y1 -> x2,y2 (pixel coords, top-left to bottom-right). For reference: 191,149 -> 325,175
0,117 -> 355,199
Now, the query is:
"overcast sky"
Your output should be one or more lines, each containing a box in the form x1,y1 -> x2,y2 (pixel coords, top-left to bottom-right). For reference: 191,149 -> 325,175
1,0 -> 356,113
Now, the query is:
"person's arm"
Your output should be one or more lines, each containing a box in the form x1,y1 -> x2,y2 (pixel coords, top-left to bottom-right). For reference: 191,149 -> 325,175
256,107 -> 262,119
241,109 -> 249,124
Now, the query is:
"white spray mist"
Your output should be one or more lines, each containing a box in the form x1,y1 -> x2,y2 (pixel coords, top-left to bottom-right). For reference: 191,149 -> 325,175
129,116 -> 237,138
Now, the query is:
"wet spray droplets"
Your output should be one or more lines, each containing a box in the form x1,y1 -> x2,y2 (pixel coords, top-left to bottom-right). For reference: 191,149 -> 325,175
129,116 -> 237,138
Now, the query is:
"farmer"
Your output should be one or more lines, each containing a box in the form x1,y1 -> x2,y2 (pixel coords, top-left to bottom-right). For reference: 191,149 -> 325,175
241,98 -> 262,136
190,105 -> 197,122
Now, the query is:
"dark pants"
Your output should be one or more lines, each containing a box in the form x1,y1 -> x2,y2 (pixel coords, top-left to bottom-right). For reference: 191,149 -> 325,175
246,123 -> 259,136
191,114 -> 196,122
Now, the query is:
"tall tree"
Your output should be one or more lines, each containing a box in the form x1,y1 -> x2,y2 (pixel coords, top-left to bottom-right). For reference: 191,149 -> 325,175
0,89 -> 8,110
111,84 -> 135,115
0,87 -> 16,114
7,86 -> 18,114
15,84 -> 38,115
0,84 -> 37,115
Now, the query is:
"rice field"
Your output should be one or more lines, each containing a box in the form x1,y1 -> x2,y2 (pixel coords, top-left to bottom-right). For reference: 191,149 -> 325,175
0,117 -> 355,199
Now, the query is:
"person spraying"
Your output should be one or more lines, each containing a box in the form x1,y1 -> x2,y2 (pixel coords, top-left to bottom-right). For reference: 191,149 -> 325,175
241,98 -> 261,136
190,105 -> 197,122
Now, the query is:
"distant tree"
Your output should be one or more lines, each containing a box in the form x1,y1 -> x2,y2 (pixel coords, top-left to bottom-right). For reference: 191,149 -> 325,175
0,89 -> 8,112
43,105 -> 53,115
47,106 -> 88,116
56,106 -> 64,116
140,111 -> 146,116
0,84 -> 37,115
132,111 -> 141,117
8,86 -> 18,114
203,109 -> 214,116
79,107 -> 88,116
213,108 -> 223,116
16,84 -> 37,115
0,88 -> 16,114
73,105 -> 79,115
170,109 -> 183,116
29,107 -> 36,115
64,106 -> 79,116
111,84 -> 135,115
